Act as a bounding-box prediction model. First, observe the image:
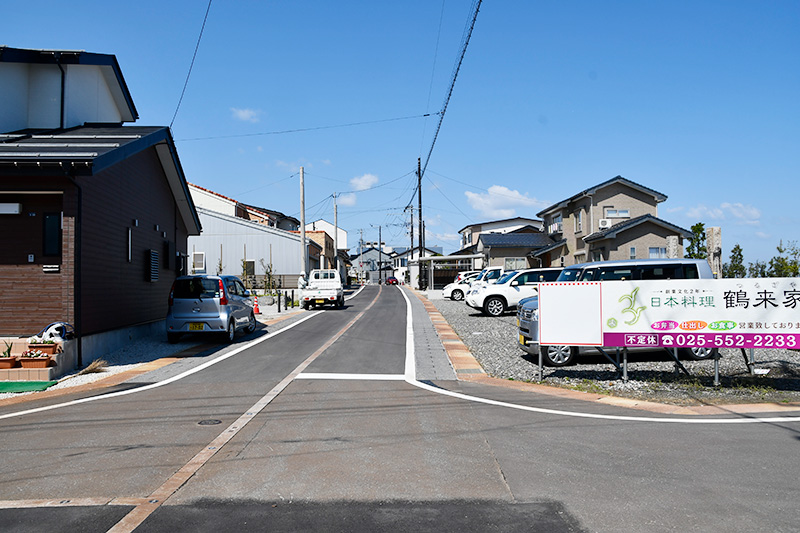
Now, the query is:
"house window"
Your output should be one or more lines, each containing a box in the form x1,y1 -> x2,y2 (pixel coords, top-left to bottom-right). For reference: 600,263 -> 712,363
630,247 -> 636,260
243,260 -> 255,278
504,257 -> 527,270
605,208 -> 630,218
649,247 -> 667,259
574,209 -> 583,233
43,212 -> 61,256
592,251 -> 604,262
191,252 -> 205,273
560,256 -> 565,267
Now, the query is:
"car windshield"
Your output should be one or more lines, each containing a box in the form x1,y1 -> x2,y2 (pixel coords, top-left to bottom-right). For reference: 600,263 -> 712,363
173,277 -> 219,299
496,272 -> 517,284
556,269 -> 581,282
475,269 -> 488,281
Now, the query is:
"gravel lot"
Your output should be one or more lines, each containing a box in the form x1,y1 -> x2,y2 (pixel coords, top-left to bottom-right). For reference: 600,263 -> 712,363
432,298 -> 800,406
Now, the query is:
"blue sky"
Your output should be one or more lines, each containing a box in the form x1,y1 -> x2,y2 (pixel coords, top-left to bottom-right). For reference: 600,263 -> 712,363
4,1 -> 798,263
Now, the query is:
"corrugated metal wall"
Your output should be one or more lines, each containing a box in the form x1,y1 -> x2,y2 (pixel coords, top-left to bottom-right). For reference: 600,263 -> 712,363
189,208 -> 303,278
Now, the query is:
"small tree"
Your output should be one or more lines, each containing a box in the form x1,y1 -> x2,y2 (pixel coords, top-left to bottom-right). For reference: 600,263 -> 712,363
748,260 -> 767,278
768,240 -> 800,277
260,259 -> 274,294
685,222 -> 707,259
722,244 -> 746,278
216,257 -> 224,275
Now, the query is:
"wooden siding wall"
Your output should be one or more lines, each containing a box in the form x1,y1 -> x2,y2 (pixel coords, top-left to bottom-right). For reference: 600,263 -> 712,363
79,148 -> 189,335
0,182 -> 77,336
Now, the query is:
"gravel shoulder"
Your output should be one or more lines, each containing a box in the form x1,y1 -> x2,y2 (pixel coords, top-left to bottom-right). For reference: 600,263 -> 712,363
431,298 -> 800,406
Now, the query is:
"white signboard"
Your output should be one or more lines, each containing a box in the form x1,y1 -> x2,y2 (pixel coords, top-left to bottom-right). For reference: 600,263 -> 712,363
539,279 -> 800,349
538,282 -> 603,346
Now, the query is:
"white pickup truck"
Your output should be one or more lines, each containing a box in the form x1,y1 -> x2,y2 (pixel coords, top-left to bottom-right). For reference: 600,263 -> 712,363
301,269 -> 344,310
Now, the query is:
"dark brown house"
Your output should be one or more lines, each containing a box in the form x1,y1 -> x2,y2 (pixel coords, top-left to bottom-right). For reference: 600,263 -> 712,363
0,47 -> 200,365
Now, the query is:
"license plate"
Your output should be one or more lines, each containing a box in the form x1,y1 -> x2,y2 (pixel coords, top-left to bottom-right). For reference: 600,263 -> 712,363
315,299 -> 325,304
189,323 -> 204,331
519,334 -> 526,345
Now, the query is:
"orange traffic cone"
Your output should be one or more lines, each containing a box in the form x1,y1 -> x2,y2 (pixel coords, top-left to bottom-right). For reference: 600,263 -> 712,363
253,295 -> 261,314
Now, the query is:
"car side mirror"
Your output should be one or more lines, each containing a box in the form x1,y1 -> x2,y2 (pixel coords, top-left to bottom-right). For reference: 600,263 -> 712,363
511,280 -> 519,287
244,290 -> 251,297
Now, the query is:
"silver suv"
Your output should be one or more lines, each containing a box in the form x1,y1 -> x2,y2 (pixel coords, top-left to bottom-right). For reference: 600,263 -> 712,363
166,275 -> 256,343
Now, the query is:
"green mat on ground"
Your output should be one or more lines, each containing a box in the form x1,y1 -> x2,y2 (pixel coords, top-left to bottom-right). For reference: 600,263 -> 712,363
0,381 -> 58,393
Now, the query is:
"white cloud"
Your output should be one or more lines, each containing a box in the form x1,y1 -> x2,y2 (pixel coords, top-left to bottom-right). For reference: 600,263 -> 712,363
350,173 -> 379,191
230,107 -> 261,123
426,230 -> 460,242
338,193 -> 357,206
685,202 -> 761,226
464,185 -> 547,219
276,160 -> 312,173
755,231 -> 771,240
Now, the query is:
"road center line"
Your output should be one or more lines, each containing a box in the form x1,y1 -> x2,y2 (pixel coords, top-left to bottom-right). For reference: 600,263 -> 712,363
106,286 -> 384,532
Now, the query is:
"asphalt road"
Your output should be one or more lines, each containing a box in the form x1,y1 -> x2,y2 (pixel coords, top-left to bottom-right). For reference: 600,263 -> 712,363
0,285 -> 799,532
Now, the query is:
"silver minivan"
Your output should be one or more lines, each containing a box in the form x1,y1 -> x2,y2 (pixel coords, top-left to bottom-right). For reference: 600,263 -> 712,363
166,275 -> 256,343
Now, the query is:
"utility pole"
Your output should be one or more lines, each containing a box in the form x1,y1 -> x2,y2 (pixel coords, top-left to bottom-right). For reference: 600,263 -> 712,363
300,166 -> 307,275
417,157 -> 424,289
378,225 -> 383,284
359,228 -> 364,284
333,193 -> 338,274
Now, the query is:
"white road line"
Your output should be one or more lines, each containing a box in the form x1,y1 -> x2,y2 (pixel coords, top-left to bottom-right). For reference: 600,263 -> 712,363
396,288 -> 800,425
0,310 -> 323,421
297,373 -> 406,381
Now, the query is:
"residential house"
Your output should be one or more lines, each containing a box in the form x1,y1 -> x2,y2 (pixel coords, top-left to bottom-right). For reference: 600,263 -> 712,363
477,231 -> 556,270
0,47 -> 200,367
305,218 -> 348,281
458,217 -> 544,252
534,176 -> 690,267
349,247 -> 394,284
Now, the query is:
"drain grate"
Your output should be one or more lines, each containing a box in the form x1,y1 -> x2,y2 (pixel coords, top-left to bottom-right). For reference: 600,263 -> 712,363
198,419 -> 222,426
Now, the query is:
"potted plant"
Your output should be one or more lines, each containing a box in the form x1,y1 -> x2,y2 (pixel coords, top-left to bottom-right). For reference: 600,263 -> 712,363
27,336 -> 59,355
0,341 -> 17,369
19,348 -> 52,368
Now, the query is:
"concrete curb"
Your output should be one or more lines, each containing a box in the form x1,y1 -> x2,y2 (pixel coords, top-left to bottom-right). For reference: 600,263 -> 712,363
408,289 -> 800,415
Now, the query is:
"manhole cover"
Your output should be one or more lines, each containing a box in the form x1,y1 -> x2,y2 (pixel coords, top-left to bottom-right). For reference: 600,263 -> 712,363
198,419 -> 222,426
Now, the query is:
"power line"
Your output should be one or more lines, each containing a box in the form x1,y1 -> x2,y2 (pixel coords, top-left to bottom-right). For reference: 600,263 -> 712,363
176,113 -> 438,142
170,0 -> 213,129
420,0 -> 482,180
424,175 -> 472,221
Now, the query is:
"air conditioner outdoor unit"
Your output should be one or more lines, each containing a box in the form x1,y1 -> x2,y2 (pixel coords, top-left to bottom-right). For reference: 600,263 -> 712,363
598,219 -> 613,229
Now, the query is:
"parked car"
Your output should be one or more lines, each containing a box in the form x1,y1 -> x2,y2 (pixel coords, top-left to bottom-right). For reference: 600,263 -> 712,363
166,275 -> 256,343
385,276 -> 399,285
517,259 -> 717,366
466,267 -> 563,316
441,272 -> 480,301
454,270 -> 480,283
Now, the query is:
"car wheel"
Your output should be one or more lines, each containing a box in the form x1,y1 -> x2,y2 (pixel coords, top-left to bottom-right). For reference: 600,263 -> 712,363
483,296 -> 506,317
338,296 -> 345,308
244,312 -> 256,334
167,332 -> 181,344
451,289 -> 464,301
541,345 -> 576,366
223,320 -> 235,343
681,347 -> 718,360
302,302 -> 309,310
